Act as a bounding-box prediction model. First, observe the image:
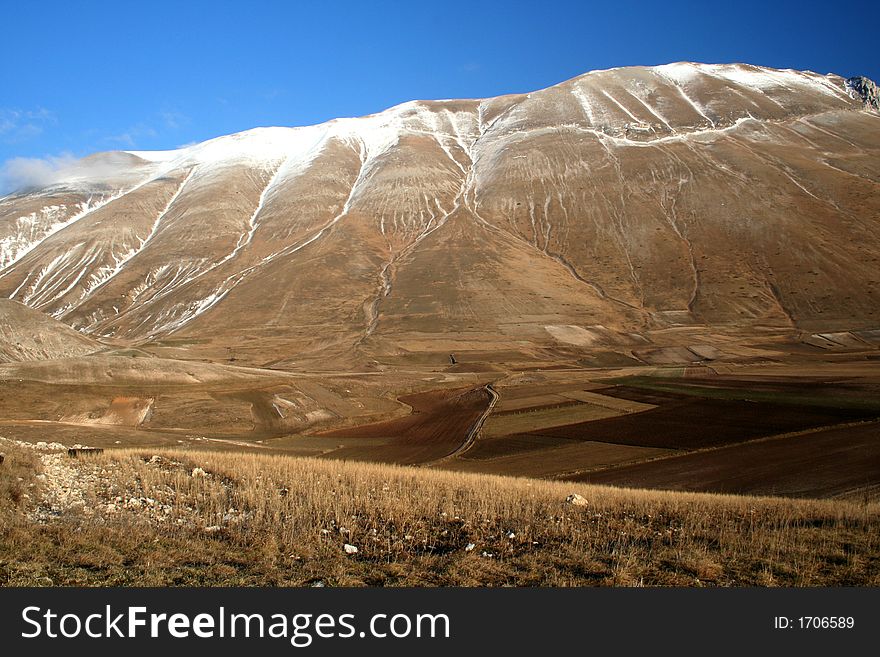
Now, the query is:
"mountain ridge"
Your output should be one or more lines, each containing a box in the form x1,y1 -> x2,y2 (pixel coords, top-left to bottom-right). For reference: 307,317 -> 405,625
8,62 -> 870,196
1,62 -> 878,367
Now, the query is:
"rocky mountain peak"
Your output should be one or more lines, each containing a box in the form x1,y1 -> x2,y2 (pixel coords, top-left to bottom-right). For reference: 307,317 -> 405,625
846,76 -> 880,110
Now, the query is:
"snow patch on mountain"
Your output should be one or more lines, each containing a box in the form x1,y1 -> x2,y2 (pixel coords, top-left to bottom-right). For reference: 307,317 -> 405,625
0,199 -> 106,272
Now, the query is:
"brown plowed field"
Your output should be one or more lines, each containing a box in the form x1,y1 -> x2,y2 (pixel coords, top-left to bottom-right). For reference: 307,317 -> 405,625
448,440 -> 672,478
493,382 -> 607,401
518,399 -> 875,450
483,403 -> 621,438
594,386 -> 690,405
460,432 -> 579,459
556,389 -> 656,413
565,421 -> 880,499
318,386 -> 491,464
492,399 -> 583,416
600,378 -> 880,410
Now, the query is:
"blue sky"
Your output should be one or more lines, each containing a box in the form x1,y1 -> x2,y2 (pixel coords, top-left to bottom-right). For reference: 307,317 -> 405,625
2,0 -> 877,190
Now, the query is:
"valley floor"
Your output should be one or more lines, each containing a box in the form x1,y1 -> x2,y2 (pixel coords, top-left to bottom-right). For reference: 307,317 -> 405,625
1,332 -> 879,586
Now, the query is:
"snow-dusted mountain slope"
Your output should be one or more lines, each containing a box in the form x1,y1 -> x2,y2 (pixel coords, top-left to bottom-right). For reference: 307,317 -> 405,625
1,63 -> 878,360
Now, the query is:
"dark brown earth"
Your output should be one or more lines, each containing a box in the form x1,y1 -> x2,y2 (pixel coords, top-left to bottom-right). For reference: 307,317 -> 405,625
566,420 -> 880,498
319,386 -> 492,464
505,398 -> 875,451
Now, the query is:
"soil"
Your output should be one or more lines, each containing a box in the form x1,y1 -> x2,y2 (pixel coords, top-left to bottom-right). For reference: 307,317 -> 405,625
567,420 -> 880,499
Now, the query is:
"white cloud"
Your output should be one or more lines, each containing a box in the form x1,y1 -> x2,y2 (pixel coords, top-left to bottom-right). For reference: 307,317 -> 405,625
0,106 -> 191,193
0,153 -> 77,192
104,123 -> 158,147
160,109 -> 189,130
0,107 -> 56,144
101,109 -> 187,148
0,150 -> 152,194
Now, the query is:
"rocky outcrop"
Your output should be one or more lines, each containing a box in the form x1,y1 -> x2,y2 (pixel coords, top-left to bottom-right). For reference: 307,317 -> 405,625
565,493 -> 589,507
846,76 -> 880,110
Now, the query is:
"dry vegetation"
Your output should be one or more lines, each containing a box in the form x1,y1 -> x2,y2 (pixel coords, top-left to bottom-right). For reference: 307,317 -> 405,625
1,440 -> 877,587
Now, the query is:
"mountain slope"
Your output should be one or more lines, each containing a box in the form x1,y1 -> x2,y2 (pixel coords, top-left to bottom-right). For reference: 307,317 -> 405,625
0,299 -> 101,362
1,63 -> 878,365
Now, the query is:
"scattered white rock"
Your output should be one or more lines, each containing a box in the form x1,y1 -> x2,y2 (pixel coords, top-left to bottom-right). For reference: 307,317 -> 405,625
191,467 -> 207,478
465,543 -> 476,552
36,441 -> 67,451
507,531 -> 516,539
343,544 -> 359,555
565,493 -> 589,507
0,437 -> 69,452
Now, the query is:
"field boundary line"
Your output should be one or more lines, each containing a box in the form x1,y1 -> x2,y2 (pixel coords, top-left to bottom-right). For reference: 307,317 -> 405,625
547,417 -> 880,480
427,383 -> 498,465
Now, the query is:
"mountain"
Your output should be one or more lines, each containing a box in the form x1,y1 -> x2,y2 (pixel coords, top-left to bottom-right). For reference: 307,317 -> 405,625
0,299 -> 101,362
1,63 -> 879,368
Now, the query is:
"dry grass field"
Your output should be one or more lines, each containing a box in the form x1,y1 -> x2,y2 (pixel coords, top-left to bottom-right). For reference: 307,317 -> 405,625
1,440 -> 877,587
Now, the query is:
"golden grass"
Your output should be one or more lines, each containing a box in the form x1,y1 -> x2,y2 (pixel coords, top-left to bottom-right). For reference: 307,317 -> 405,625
1,443 -> 878,587
0,445 -> 38,508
